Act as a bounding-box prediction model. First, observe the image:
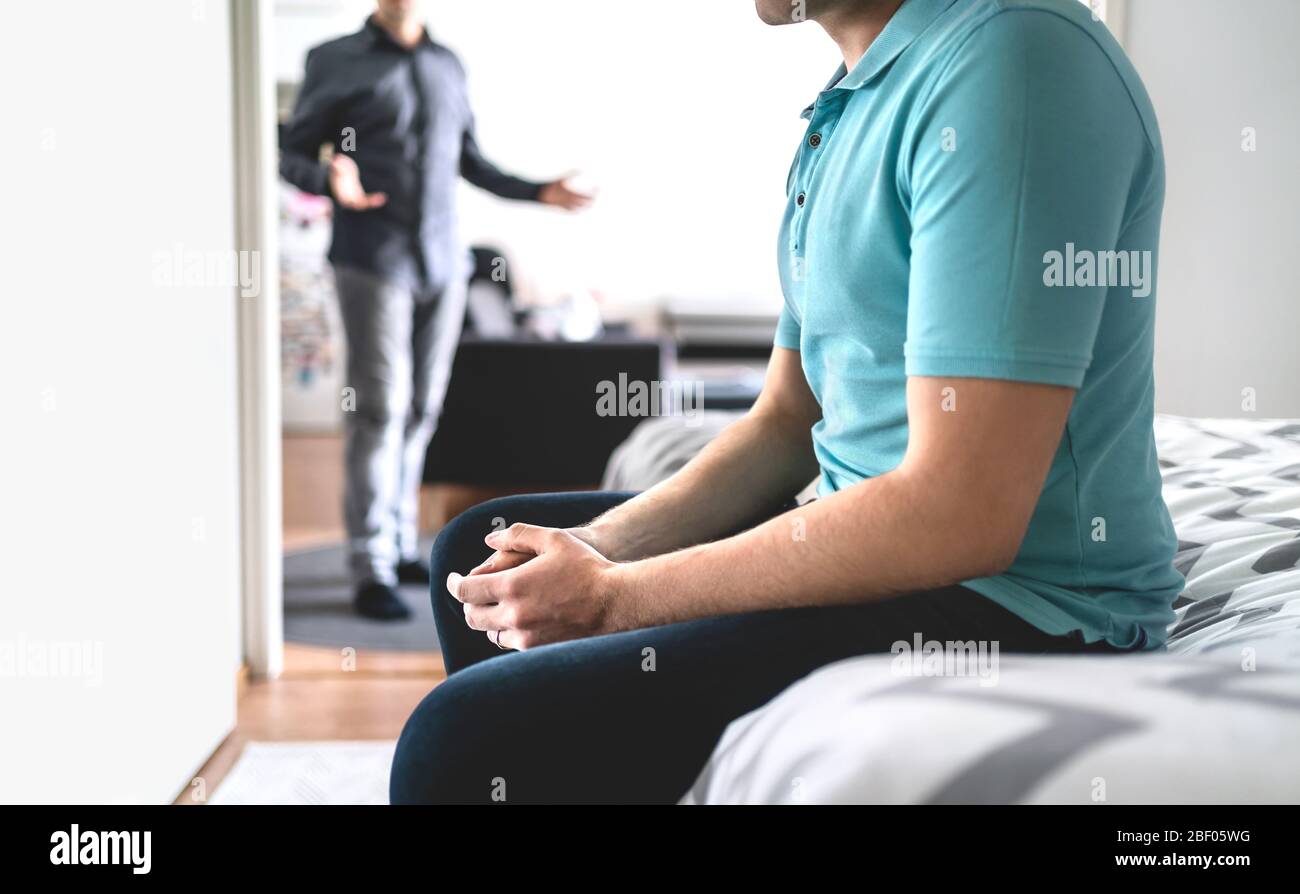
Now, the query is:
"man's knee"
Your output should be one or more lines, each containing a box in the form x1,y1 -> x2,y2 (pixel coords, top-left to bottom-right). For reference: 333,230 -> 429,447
345,382 -> 410,432
404,396 -> 444,435
389,674 -> 505,805
430,495 -> 538,576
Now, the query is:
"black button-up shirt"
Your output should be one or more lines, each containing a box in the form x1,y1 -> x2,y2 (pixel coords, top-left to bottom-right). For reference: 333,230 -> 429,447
280,18 -> 544,290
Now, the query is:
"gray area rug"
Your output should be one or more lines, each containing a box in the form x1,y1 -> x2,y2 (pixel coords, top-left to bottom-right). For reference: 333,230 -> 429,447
283,542 -> 440,653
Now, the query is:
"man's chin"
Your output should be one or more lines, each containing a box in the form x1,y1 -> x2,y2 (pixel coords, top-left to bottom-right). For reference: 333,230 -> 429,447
754,1 -> 804,26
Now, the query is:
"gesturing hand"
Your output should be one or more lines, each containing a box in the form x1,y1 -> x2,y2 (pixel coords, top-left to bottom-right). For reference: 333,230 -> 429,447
447,524 -> 626,651
537,176 -> 595,212
328,153 -> 387,211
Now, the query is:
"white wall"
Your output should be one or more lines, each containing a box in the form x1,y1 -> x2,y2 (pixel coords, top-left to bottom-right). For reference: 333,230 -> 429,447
275,0 -> 834,316
1124,0 -> 1300,417
0,1 -> 242,802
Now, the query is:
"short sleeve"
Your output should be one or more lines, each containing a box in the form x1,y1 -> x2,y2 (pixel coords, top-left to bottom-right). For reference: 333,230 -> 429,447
774,304 -> 801,350
903,11 -> 1153,387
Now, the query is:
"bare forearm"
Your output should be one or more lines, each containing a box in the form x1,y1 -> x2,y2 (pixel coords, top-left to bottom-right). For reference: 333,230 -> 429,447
582,408 -> 819,561
600,378 -> 1070,627
607,467 -> 1017,629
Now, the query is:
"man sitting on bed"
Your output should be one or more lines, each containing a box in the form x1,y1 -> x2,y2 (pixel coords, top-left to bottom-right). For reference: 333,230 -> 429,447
391,0 -> 1184,804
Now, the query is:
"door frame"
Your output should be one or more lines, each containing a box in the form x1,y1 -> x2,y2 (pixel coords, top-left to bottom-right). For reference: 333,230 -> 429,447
231,0 -> 284,679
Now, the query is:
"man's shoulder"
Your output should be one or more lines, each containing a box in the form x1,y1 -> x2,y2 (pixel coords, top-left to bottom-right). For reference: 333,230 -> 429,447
922,0 -> 1120,64
425,38 -> 467,73
916,0 -> 1160,151
306,26 -> 372,63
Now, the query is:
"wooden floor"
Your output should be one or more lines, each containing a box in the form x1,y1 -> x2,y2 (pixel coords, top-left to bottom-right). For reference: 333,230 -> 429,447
280,432 -> 349,551
179,432 -> 446,805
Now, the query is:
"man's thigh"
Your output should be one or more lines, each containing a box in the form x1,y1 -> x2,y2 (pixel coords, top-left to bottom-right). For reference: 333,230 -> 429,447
333,265 -> 414,417
409,274 -> 468,418
393,584 -> 1040,804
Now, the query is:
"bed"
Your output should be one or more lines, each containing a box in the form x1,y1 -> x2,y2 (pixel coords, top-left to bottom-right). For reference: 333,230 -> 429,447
604,414 -> 1300,803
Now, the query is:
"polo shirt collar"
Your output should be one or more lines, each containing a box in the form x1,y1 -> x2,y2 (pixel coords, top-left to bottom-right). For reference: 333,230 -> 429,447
801,0 -> 956,117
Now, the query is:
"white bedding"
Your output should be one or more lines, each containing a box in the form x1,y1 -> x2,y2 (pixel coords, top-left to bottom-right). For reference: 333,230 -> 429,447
678,415 -> 1300,804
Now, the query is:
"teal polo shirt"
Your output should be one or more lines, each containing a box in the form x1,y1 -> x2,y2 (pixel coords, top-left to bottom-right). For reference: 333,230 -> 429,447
775,0 -> 1183,649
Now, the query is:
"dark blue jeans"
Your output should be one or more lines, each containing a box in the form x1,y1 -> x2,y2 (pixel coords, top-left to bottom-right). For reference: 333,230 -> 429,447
390,492 -> 1112,804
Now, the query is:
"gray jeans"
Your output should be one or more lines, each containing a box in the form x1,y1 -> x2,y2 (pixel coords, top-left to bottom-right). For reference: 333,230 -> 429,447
334,265 -> 467,586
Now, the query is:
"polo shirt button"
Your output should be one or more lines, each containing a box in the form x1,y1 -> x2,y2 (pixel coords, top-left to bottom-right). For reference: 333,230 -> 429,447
796,192 -> 806,207
808,133 -> 822,148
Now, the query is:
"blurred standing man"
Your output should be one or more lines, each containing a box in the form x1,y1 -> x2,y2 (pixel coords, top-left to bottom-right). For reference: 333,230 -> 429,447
282,0 -> 593,620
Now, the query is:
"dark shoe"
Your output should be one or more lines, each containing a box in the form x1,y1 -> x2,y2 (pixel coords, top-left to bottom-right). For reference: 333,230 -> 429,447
354,581 -> 412,621
395,558 -> 431,585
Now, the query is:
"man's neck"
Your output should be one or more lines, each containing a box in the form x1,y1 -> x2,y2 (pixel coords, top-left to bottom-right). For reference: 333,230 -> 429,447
818,0 -> 906,71
373,12 -> 424,50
